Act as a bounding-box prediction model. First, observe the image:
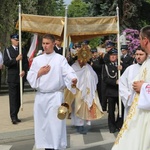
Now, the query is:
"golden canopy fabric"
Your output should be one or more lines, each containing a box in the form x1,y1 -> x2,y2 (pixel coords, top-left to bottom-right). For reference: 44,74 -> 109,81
67,16 -> 118,42
16,14 -> 118,42
17,14 -> 64,37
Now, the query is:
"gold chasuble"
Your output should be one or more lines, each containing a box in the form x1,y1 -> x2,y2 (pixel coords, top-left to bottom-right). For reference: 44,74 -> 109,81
64,88 -> 103,120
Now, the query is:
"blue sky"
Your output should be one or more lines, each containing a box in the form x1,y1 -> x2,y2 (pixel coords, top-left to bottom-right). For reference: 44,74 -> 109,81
64,0 -> 71,5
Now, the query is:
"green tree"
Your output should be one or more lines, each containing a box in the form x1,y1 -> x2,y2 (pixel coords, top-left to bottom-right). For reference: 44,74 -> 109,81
55,0 -> 65,16
68,0 -> 90,17
37,0 -> 65,16
0,0 -> 66,49
83,0 -> 150,30
0,0 -> 38,48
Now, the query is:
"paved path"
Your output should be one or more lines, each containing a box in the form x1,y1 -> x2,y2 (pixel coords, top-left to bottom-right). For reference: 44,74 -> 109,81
0,92 -> 116,150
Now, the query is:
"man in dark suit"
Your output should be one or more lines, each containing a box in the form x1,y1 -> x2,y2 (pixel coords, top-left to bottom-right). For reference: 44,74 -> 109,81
90,48 -> 104,102
121,45 -> 133,73
103,48 -> 123,133
101,41 -> 115,111
54,37 -> 63,55
3,34 -> 29,124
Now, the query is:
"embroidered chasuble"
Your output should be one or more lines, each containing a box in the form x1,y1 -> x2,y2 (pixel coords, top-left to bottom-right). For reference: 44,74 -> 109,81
64,61 -> 104,120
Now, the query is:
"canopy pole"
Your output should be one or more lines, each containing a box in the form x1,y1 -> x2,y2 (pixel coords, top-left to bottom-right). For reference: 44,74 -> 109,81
63,6 -> 68,57
116,6 -> 122,117
19,3 -> 23,111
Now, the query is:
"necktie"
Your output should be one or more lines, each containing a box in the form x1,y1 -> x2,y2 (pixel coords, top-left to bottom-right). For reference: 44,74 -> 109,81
15,47 -> 18,51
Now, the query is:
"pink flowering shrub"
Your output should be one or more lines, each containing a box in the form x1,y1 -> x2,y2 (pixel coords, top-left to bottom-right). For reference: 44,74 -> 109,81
122,28 -> 140,53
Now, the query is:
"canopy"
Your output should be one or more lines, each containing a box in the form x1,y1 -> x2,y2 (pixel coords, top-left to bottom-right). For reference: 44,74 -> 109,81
67,16 -> 118,42
16,14 -> 118,42
17,14 -> 64,37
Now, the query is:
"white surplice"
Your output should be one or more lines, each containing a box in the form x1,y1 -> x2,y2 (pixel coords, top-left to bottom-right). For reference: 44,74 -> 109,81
119,64 -> 141,119
70,61 -> 103,126
112,56 -> 150,150
27,52 -> 77,149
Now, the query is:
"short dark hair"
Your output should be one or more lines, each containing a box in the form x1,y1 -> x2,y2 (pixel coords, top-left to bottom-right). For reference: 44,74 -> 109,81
43,34 -> 55,42
140,25 -> 150,40
135,46 -> 146,53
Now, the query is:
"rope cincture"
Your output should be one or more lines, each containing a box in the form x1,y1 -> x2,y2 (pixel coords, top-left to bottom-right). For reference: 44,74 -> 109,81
105,64 -> 117,79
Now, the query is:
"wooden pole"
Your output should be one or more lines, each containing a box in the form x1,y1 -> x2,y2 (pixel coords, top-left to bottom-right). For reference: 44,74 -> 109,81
63,6 -> 68,57
116,6 -> 122,117
19,3 -> 23,111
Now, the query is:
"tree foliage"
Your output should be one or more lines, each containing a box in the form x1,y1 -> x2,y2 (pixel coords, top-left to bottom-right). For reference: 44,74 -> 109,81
82,0 -> 150,48
0,0 -> 66,50
68,0 -> 90,17
37,0 -> 65,16
83,0 -> 150,30
1,0 -> 150,49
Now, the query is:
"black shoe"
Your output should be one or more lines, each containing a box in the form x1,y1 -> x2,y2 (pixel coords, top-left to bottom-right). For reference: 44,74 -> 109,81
102,107 -> 106,111
109,127 -> 116,133
16,118 -> 21,122
12,119 -> 18,124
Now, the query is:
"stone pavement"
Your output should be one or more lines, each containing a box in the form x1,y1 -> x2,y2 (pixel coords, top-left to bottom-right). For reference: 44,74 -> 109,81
0,92 -> 112,150
0,92 -> 35,141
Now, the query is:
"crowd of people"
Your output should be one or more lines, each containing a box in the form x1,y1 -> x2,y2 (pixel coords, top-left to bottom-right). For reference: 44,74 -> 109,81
0,25 -> 150,150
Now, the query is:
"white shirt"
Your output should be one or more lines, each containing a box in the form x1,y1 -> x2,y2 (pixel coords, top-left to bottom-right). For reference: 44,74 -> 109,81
0,51 -> 3,69
119,63 -> 141,118
119,63 -> 141,107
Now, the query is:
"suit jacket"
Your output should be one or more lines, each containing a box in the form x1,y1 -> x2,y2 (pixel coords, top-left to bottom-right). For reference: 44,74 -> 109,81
3,46 -> 29,83
54,45 -> 63,55
121,54 -> 133,73
103,53 -> 110,64
90,56 -> 104,77
103,62 -> 118,97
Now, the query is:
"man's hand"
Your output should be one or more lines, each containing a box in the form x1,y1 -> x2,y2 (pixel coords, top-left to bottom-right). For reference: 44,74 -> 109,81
133,80 -> 144,93
0,64 -> 3,69
117,65 -> 122,70
37,65 -> 51,78
16,54 -> 22,61
71,78 -> 77,88
116,79 -> 119,84
20,71 -> 25,77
